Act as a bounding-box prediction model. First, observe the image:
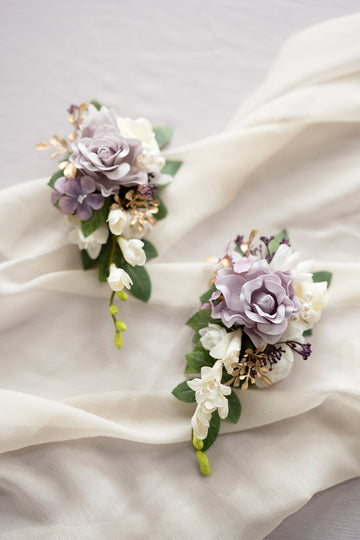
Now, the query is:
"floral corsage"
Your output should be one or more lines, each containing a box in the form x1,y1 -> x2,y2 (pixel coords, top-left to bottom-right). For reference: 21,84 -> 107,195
37,101 -> 181,349
172,230 -> 332,475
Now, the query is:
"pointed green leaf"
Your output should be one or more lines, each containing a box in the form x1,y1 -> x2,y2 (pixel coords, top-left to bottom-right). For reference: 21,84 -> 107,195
97,234 -> 113,282
155,197 -> 168,221
91,100 -> 102,111
202,411 -> 220,452
268,229 -> 289,254
200,285 -> 216,304
312,271 -> 332,288
47,169 -> 64,189
81,199 -> 110,238
172,380 -> 196,403
122,262 -> 151,302
192,331 -> 201,344
185,351 -> 214,374
142,239 -> 158,261
303,328 -> 313,337
80,250 -> 99,270
153,126 -> 173,149
162,160 -> 182,177
226,390 -> 241,424
186,308 -> 214,331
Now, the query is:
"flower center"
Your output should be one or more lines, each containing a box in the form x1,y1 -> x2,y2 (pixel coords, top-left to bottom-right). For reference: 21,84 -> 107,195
255,292 -> 276,314
77,194 -> 87,204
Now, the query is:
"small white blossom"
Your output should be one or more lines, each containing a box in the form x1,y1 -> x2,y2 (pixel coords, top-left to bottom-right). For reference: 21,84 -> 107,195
295,279 -> 328,327
188,360 -> 231,440
255,347 -> 295,387
200,324 -> 242,374
118,237 -> 146,267
270,244 -> 314,282
68,224 -> 109,259
107,264 -> 132,291
107,208 -> 129,236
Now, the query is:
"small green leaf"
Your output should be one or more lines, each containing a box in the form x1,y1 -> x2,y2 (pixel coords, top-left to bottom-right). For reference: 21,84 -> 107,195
202,411 -> 220,452
80,250 -> 99,270
91,100 -> 102,110
226,390 -> 241,424
186,308 -> 214,331
98,235 -> 113,282
47,169 -> 64,189
185,351 -> 214,374
81,199 -> 110,238
142,239 -> 158,261
172,380 -> 196,403
303,329 -> 313,337
153,126 -> 173,149
312,271 -> 332,288
122,262 -> 151,302
155,197 -> 168,221
193,341 -> 206,352
192,331 -> 201,344
162,160 -> 182,177
200,285 -> 216,304
268,229 -> 289,254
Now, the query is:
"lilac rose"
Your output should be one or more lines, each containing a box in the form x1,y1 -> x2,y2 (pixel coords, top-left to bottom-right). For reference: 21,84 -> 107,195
70,106 -> 147,196
211,260 -> 301,347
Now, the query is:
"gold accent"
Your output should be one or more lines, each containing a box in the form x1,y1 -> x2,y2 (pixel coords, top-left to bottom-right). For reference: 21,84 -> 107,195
68,102 -> 90,142
58,160 -> 77,178
35,134 -> 69,159
112,186 -> 159,232
241,229 -> 259,257
225,345 -> 272,390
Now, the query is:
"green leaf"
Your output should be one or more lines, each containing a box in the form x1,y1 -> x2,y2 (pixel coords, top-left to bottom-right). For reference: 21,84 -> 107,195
303,329 -> 313,337
142,239 -> 158,261
186,308 -> 214,331
98,234 -> 113,282
122,262 -> 151,302
172,380 -> 196,403
81,199 -> 110,238
153,126 -> 173,149
226,390 -> 241,424
162,160 -> 182,177
80,250 -> 99,270
185,351 -> 214,374
47,169 -> 64,189
91,100 -> 102,110
268,229 -> 289,254
193,341 -> 206,352
192,331 -> 201,344
202,411 -> 220,452
200,285 -> 216,304
155,197 -> 168,221
312,271 -> 332,288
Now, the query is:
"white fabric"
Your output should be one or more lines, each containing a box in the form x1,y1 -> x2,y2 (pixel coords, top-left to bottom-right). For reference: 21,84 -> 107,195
1,13 -> 360,539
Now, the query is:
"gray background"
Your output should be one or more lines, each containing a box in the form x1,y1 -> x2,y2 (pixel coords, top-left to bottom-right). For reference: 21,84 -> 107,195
1,1 -> 360,538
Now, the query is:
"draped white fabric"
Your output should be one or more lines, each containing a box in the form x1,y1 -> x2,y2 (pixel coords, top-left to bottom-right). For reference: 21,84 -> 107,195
1,14 -> 360,539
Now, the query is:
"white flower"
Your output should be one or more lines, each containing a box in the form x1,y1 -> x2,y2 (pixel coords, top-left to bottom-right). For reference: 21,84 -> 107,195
188,360 -> 231,440
107,208 -> 129,236
117,116 -> 171,186
295,279 -> 328,328
68,224 -> 109,259
255,347 -> 295,387
118,237 -> 146,267
107,264 -> 132,291
199,324 -> 227,351
200,324 -> 242,374
270,244 -> 314,282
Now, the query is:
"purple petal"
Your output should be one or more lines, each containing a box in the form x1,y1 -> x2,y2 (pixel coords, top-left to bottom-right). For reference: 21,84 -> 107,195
54,176 -> 67,193
76,201 -> 93,221
58,196 -> 78,215
87,193 -> 104,210
80,175 -> 96,194
64,179 -> 81,198
51,190 -> 61,204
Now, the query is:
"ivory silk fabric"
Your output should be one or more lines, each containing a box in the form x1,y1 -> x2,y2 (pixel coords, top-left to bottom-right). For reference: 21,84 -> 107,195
1,13 -> 360,540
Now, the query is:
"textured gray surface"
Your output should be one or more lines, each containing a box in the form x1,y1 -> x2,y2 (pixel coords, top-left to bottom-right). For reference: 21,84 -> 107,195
1,1 -> 360,538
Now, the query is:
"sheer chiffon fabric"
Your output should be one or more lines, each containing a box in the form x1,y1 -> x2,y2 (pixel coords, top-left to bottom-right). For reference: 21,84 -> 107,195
1,15 -> 360,539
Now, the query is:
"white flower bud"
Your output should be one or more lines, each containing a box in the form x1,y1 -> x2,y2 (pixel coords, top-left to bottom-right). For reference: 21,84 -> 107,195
107,208 -> 129,236
107,264 -> 132,292
118,237 -> 146,267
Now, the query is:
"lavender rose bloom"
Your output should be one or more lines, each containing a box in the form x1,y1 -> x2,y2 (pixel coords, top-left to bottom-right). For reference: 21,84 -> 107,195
70,107 -> 147,196
211,260 -> 301,347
